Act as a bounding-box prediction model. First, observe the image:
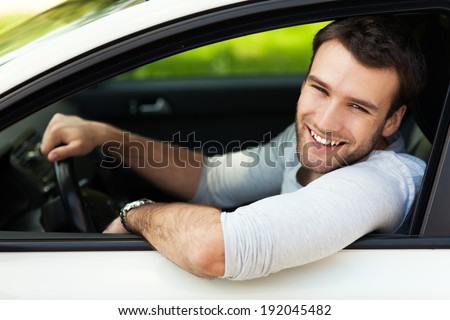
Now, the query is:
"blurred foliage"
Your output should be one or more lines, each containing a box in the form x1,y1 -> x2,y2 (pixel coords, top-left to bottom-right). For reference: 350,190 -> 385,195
0,0 -> 144,57
117,22 -> 330,79
0,14 -> 30,31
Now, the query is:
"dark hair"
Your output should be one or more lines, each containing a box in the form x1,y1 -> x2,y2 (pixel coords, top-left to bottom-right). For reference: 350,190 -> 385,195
311,16 -> 427,117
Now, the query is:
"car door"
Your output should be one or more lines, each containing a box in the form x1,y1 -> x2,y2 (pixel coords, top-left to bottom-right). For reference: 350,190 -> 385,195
0,0 -> 450,300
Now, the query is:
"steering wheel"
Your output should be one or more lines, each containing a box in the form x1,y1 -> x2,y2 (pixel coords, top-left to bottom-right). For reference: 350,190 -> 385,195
53,158 -> 96,232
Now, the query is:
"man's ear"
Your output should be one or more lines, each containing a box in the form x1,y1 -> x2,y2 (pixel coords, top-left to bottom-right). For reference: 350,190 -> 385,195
382,105 -> 407,137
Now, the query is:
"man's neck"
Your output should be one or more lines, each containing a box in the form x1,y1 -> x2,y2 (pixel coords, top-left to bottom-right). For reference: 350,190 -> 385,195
296,166 -> 323,186
374,137 -> 389,150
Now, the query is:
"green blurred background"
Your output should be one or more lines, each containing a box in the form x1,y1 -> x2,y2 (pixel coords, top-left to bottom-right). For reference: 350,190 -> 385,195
118,23 -> 329,79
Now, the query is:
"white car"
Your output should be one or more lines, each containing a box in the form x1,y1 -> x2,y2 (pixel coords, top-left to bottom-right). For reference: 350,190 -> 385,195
0,0 -> 449,300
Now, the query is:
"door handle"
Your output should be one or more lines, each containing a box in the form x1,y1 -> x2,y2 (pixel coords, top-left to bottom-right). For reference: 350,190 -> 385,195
129,98 -> 172,115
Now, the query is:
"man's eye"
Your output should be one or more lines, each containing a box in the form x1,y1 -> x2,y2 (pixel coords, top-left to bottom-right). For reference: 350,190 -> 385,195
350,104 -> 368,113
312,85 -> 328,95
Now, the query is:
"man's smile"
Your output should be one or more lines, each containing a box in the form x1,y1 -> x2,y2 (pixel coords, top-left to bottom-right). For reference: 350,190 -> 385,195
308,127 -> 347,147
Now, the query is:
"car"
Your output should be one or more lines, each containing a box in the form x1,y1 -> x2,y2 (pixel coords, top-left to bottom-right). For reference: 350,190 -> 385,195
0,0 -> 449,300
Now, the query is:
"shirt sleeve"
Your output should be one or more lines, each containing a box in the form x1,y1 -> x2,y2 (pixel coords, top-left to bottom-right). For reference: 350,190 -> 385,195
220,151 -> 425,280
191,123 -> 297,208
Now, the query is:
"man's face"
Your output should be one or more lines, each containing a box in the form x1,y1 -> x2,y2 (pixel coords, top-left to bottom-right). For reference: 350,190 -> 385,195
296,39 -> 404,173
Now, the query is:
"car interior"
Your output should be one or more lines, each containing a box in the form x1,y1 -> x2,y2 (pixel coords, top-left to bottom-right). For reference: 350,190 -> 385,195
0,12 -> 448,238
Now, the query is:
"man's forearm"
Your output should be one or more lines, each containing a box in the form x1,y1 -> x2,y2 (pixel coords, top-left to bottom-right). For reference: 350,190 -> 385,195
101,126 -> 204,200
126,202 -> 225,277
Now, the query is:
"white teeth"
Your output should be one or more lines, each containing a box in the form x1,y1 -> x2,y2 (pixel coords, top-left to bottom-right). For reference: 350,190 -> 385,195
310,129 -> 341,146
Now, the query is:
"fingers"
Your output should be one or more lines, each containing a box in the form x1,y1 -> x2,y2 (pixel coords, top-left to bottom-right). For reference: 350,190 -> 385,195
47,143 -> 78,162
41,113 -> 72,161
41,113 -> 93,162
40,113 -> 64,156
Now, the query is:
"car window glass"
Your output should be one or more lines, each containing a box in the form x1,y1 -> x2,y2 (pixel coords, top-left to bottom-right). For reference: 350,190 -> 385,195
116,22 -> 330,80
0,15 -> 443,238
0,21 -> 332,234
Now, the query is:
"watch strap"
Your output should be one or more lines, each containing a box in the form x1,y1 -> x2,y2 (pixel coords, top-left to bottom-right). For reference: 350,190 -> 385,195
119,198 -> 154,232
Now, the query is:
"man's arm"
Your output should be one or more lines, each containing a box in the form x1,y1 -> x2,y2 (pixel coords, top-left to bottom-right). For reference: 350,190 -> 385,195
104,202 -> 225,278
40,113 -> 203,200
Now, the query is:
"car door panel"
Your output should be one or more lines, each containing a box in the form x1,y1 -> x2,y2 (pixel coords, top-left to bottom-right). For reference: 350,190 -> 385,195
1,249 -> 450,299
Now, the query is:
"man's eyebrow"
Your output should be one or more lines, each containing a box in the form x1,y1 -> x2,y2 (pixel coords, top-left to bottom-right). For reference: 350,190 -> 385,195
307,74 -> 380,112
307,75 -> 329,89
350,97 -> 379,112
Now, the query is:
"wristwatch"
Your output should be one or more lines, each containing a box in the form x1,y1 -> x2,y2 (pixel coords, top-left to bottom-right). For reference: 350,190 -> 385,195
119,198 -> 154,232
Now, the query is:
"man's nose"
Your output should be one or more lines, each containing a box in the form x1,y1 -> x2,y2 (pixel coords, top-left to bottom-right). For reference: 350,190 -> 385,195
315,100 -> 344,133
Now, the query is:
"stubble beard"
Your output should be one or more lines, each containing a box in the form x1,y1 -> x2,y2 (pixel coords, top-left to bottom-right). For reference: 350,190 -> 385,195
294,120 -> 385,174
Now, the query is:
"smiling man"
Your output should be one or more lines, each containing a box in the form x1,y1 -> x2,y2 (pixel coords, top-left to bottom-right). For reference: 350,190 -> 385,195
41,16 -> 427,280
295,38 -> 407,182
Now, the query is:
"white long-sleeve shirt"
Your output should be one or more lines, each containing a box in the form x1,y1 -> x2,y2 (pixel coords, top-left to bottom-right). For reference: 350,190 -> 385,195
192,124 -> 425,280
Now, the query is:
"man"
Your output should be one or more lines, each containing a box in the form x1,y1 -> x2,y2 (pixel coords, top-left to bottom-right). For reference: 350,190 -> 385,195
41,16 -> 427,280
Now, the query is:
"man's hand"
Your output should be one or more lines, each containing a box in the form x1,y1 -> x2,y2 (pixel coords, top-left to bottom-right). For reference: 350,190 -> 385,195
41,113 -> 108,161
103,218 -> 128,234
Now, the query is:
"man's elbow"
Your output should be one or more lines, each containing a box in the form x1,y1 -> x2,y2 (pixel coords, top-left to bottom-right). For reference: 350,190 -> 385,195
182,210 -> 225,278
189,242 -> 225,278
